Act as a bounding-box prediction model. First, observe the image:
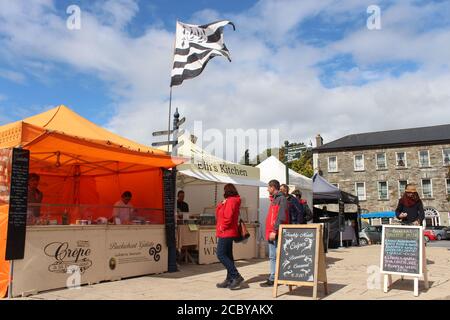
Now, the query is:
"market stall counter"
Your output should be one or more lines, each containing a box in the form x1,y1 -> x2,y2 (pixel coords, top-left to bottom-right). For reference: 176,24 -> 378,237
11,224 -> 167,297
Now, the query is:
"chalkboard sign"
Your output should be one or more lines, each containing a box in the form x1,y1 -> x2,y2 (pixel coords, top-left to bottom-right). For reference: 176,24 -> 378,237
381,226 -> 422,276
163,168 -> 176,247
274,224 -> 328,299
5,148 -> 30,260
277,227 -> 317,282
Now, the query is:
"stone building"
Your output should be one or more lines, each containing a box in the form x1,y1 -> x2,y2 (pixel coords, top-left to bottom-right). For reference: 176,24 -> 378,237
313,124 -> 450,226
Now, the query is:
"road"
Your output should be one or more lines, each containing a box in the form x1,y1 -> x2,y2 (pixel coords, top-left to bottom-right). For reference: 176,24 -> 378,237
428,240 -> 450,248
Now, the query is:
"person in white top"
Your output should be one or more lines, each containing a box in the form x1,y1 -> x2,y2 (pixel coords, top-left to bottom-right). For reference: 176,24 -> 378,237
113,191 -> 135,224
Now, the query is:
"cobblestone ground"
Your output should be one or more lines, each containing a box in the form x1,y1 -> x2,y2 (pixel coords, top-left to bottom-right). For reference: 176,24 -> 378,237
18,245 -> 450,300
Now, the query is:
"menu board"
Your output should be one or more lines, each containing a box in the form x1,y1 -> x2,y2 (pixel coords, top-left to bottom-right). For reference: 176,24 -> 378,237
5,148 -> 30,260
382,226 -> 421,275
277,227 -> 317,282
163,168 -> 176,247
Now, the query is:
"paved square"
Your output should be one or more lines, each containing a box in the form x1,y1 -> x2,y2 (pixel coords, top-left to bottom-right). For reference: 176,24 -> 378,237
18,245 -> 450,300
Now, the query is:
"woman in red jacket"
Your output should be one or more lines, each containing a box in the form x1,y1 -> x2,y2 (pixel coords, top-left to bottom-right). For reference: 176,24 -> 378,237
215,183 -> 244,290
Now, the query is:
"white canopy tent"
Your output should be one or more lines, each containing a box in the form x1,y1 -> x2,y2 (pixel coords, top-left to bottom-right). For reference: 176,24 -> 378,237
175,135 -> 265,222
256,156 -> 313,240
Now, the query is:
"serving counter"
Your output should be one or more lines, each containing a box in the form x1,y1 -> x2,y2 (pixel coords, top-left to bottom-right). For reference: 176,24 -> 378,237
11,224 -> 167,297
177,223 -> 259,265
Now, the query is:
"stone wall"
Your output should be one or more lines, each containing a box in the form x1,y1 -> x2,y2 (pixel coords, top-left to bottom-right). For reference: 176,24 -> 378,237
315,143 -> 450,225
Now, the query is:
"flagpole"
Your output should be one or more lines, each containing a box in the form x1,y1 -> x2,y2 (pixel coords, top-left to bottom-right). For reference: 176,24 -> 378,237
167,86 -> 173,153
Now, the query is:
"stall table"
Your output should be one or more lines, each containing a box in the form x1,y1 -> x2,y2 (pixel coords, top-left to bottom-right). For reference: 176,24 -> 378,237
10,224 -> 167,297
177,223 -> 259,265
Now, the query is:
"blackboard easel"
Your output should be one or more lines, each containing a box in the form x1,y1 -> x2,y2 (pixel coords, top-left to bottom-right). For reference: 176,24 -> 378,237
273,224 -> 328,299
380,225 -> 429,297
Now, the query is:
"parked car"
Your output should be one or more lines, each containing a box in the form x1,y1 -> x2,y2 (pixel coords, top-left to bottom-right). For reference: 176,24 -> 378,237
424,229 -> 437,242
359,225 -> 382,245
425,226 -> 448,240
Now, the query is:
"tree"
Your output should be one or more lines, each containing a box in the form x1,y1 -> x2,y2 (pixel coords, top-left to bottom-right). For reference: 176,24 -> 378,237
290,149 -> 314,178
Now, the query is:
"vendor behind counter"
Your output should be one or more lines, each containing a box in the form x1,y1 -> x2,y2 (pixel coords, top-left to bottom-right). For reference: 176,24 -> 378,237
23,170 -> 166,226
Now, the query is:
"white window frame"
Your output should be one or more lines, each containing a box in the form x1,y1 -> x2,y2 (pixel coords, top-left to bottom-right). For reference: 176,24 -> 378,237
377,181 -> 389,200
443,148 -> 450,166
418,150 -> 430,168
328,156 -> 338,172
396,152 -> 407,168
376,152 -> 387,170
398,180 -> 408,198
355,182 -> 366,201
354,154 -> 365,171
421,179 -> 433,198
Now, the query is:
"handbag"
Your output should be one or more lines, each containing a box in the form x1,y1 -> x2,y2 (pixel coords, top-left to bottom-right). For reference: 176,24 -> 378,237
235,219 -> 251,243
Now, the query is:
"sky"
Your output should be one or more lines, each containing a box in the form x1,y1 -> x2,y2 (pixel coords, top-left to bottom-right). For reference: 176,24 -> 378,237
0,0 -> 450,162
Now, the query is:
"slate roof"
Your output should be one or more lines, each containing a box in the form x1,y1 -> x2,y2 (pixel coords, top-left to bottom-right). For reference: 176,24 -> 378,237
314,124 -> 450,152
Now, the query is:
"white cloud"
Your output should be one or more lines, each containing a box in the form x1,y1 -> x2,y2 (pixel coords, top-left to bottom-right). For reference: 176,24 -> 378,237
0,68 -> 26,84
0,0 -> 450,162
93,0 -> 139,30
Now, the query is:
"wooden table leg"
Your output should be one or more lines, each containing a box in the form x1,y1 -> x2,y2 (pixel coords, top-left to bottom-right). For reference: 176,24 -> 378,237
414,277 -> 419,297
383,274 -> 390,293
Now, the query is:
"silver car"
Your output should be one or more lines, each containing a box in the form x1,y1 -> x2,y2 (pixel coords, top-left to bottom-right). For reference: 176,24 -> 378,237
426,226 -> 448,240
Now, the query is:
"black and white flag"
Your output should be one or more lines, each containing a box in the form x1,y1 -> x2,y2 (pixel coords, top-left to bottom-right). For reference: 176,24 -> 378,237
170,20 -> 235,87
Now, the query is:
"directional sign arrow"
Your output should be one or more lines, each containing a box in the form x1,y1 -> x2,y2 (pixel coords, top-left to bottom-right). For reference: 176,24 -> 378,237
151,141 -> 178,147
177,117 -> 186,127
173,129 -> 185,138
152,130 -> 174,137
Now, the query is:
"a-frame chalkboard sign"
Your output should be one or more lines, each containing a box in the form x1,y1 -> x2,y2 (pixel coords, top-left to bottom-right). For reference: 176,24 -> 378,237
273,224 -> 328,299
380,225 -> 429,297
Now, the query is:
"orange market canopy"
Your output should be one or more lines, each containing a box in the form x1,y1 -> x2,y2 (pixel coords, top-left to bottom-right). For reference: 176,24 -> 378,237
0,105 -> 184,297
0,105 -> 183,210
0,105 -> 182,174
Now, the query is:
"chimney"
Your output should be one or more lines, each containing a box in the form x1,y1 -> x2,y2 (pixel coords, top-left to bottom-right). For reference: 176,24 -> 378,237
315,134 -> 323,147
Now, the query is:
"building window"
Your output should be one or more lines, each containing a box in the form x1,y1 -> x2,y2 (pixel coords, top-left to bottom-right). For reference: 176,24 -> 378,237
376,153 -> 387,169
421,179 -> 433,198
418,150 -> 430,167
396,152 -> 407,168
446,179 -> 450,195
355,182 -> 366,201
398,180 -> 408,197
328,156 -> 338,172
443,148 -> 450,166
378,181 -> 389,200
354,154 -> 364,171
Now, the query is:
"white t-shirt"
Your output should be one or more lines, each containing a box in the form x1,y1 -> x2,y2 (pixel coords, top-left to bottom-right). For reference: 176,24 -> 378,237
113,200 -> 134,224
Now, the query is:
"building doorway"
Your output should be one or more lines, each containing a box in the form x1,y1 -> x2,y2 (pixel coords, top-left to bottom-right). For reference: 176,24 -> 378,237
424,207 -> 440,226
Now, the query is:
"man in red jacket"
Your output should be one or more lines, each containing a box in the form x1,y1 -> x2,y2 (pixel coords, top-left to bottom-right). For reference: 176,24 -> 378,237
260,179 -> 288,287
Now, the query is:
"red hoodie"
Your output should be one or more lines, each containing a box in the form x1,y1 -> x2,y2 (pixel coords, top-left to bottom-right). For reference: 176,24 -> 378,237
216,195 -> 241,238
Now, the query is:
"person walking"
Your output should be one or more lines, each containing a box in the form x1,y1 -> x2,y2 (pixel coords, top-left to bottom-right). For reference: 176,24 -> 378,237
395,184 -> 425,225
280,184 -> 305,224
292,189 -> 312,223
215,183 -> 245,290
260,180 -> 289,287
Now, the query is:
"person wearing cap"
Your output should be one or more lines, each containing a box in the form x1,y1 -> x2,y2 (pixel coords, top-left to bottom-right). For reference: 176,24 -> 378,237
395,184 -> 425,225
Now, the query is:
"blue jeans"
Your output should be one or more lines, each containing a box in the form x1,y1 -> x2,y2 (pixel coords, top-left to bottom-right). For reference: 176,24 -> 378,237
217,237 -> 240,280
268,240 -> 278,281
